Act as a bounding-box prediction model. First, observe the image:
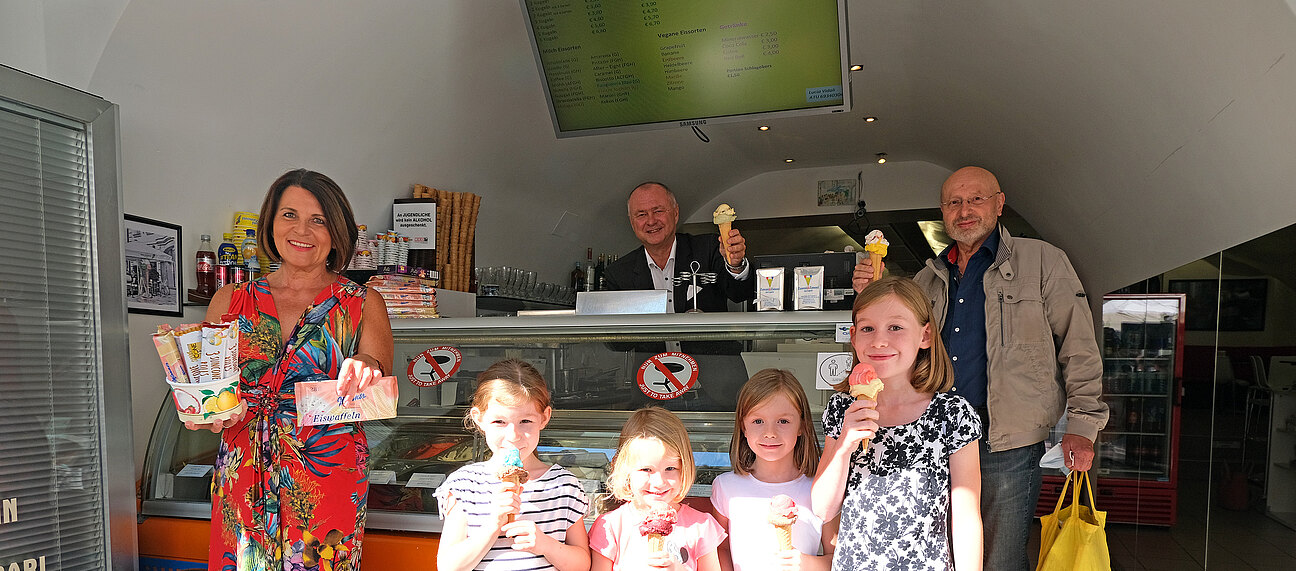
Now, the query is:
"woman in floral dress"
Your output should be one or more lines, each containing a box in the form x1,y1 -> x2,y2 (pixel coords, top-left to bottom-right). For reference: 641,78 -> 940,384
193,169 -> 392,571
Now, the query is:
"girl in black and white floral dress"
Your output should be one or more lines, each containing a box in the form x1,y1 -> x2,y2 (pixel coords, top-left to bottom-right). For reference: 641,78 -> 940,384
811,277 -> 983,571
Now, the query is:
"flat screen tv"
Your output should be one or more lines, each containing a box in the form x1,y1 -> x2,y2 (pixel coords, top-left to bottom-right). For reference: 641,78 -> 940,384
520,0 -> 850,137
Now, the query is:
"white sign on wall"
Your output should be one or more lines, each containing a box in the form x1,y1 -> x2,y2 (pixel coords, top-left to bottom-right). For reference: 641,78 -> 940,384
393,202 -> 436,249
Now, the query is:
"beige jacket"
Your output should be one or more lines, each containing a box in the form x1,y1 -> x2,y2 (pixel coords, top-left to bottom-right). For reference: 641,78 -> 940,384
915,227 -> 1108,452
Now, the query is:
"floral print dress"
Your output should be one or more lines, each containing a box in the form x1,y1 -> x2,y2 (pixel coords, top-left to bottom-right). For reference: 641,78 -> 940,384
209,276 -> 370,571
822,391 -> 981,571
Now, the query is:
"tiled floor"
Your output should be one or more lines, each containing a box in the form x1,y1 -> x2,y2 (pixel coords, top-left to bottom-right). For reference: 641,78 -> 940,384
1027,405 -> 1296,570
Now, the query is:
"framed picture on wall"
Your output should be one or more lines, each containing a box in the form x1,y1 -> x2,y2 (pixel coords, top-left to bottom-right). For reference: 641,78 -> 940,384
1167,278 -> 1267,331
124,214 -> 183,316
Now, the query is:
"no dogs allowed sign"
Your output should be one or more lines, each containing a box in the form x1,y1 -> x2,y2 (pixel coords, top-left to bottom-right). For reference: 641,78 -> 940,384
407,346 -> 462,387
637,352 -> 699,400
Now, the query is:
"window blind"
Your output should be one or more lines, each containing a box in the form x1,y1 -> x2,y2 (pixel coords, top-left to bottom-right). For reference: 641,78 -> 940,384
0,102 -> 107,569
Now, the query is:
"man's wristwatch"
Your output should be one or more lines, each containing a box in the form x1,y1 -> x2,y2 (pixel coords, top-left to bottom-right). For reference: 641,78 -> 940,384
726,257 -> 748,273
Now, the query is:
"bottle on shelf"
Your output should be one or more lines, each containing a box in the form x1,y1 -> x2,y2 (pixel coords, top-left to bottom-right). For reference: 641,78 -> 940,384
570,261 -> 585,290
216,233 -> 238,288
583,248 -> 596,292
594,254 -> 606,291
218,233 -> 239,265
195,234 -> 216,296
240,229 -> 261,279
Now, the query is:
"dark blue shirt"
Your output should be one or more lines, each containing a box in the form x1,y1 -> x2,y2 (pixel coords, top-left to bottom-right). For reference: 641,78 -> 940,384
940,228 -> 1000,407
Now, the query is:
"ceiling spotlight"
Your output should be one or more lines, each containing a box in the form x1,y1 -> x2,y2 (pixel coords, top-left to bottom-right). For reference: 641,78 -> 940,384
758,125 -> 770,131
875,153 -> 887,164
784,158 -> 795,163
849,64 -> 863,71
864,116 -> 877,123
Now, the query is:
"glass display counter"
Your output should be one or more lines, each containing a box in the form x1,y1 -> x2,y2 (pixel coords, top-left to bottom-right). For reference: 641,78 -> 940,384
140,311 -> 850,534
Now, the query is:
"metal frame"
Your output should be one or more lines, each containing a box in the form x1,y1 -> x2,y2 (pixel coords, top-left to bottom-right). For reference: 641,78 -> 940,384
0,64 -> 136,570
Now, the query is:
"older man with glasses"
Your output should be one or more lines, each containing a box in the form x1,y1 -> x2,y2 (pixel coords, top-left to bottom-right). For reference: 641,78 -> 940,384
852,166 -> 1108,571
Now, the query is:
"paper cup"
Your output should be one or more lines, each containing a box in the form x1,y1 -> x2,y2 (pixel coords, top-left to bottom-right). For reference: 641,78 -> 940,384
167,374 -> 244,424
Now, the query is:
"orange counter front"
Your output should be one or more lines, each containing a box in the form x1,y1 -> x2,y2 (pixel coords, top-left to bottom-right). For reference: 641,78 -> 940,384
138,516 -> 438,569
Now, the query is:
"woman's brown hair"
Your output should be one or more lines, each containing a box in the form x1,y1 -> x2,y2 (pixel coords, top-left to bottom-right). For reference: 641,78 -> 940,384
729,369 -> 820,478
833,276 -> 954,394
257,169 -> 358,273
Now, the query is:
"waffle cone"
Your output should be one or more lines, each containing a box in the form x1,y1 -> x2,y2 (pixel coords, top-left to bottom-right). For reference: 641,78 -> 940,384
869,252 -> 884,278
775,524 -> 794,551
718,222 -> 734,265
648,533 -> 665,554
503,476 -> 523,523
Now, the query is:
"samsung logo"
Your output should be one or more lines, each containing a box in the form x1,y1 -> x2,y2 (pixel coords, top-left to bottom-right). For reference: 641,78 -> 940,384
678,119 -> 707,126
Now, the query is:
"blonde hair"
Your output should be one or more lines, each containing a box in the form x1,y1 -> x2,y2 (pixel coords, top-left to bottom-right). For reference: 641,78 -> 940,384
730,369 -> 820,478
465,359 -> 552,432
834,276 -> 954,394
606,407 -> 695,504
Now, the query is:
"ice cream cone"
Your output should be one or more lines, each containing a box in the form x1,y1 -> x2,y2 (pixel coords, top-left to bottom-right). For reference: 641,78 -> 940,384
648,533 -> 665,554
774,524 -> 794,551
501,475 -> 524,523
496,447 -> 528,524
864,230 -> 889,281
719,221 -> 733,265
712,203 -> 738,266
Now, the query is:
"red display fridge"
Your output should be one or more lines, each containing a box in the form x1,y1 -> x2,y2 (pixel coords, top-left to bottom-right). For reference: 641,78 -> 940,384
1037,293 -> 1186,525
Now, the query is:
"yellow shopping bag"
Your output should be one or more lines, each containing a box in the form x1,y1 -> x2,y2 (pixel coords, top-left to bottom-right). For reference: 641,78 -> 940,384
1036,471 -> 1110,571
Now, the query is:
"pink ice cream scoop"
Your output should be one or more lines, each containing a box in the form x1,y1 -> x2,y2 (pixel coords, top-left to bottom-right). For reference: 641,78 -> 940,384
639,505 -> 677,536
848,363 -> 884,400
767,494 -> 798,527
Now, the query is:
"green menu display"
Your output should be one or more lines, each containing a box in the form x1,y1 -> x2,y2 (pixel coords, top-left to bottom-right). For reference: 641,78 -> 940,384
523,0 -> 848,135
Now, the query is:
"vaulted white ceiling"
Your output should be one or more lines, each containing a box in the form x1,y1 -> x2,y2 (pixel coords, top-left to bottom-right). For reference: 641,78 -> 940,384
7,0 -> 1296,295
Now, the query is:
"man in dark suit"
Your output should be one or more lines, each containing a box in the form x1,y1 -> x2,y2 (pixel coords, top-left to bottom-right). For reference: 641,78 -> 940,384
603,182 -> 755,411
604,181 -> 755,311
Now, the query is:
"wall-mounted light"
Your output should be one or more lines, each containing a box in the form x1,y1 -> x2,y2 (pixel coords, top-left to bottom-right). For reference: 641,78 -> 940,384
758,125 -> 770,131
864,116 -> 877,123
784,158 -> 795,163
849,64 -> 863,71
875,153 -> 887,164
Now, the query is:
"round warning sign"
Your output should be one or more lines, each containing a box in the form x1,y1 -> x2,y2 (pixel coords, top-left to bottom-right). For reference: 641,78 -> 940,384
637,352 -> 699,400
407,346 -> 462,387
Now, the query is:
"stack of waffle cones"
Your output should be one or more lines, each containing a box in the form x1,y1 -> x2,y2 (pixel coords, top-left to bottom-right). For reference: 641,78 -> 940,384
410,184 -> 481,292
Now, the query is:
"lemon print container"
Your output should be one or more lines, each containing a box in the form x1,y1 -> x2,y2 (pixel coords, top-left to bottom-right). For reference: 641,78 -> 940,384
166,374 -> 244,424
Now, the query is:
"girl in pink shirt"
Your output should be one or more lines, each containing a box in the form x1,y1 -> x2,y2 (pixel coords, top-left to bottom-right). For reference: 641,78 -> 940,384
589,407 -> 725,570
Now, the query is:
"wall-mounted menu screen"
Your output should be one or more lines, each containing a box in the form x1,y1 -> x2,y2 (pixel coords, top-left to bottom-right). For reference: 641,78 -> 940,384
520,0 -> 850,137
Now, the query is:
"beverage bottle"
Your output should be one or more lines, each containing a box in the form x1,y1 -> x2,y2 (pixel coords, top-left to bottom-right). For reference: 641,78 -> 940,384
583,248 -> 596,292
594,254 -> 606,291
217,233 -> 239,265
195,234 -> 217,296
570,261 -> 585,290
240,229 -> 261,278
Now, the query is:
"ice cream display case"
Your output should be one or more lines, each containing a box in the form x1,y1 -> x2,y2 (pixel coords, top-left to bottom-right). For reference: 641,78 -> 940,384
138,311 -> 848,557
1036,293 -> 1186,526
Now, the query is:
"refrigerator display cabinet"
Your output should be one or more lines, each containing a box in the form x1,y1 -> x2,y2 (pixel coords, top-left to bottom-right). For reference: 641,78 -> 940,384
1036,293 -> 1186,526
139,311 -> 848,546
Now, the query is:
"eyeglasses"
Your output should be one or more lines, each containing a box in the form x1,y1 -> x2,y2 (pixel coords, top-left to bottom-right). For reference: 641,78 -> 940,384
632,207 -> 673,222
940,191 -> 1001,211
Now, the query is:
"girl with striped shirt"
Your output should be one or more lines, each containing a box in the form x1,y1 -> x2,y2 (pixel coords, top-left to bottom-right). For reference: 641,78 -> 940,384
436,359 -> 591,571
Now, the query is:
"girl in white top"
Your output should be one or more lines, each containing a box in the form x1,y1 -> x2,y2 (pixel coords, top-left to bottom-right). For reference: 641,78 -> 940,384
436,359 -> 591,571
710,369 -> 837,571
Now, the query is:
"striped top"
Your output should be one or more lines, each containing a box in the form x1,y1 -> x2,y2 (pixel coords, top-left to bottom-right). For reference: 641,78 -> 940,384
437,461 -> 589,570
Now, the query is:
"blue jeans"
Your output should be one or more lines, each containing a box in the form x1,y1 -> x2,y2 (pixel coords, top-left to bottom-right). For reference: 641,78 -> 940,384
978,408 -> 1044,571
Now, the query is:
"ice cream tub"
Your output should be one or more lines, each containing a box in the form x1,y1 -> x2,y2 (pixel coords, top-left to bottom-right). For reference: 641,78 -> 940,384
166,373 -> 244,424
